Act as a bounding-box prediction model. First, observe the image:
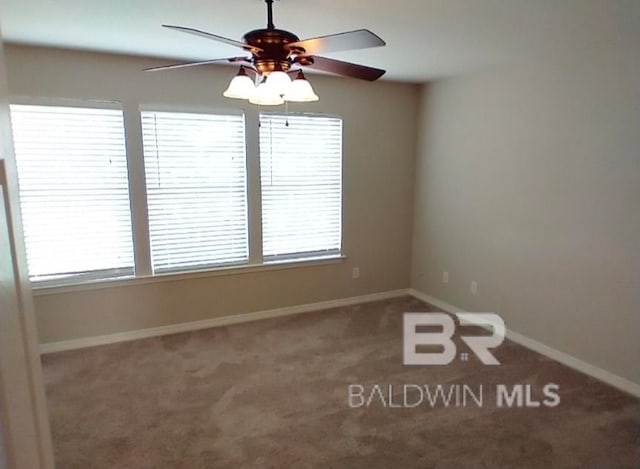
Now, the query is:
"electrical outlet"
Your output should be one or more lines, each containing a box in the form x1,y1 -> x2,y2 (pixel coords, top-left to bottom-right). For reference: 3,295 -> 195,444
470,281 -> 478,295
352,267 -> 360,279
442,271 -> 449,283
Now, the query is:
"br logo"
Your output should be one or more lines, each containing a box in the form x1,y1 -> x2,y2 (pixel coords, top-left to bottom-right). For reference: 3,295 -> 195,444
403,313 -> 505,365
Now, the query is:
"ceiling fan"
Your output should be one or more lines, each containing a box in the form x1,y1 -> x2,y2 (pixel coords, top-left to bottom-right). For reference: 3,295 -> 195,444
144,0 -> 386,105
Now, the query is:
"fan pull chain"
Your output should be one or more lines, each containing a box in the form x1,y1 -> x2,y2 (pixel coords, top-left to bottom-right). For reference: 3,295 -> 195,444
154,113 -> 161,189
285,101 -> 289,127
269,117 -> 273,186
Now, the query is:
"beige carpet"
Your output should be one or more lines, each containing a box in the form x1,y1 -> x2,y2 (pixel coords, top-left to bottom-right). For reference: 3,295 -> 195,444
42,297 -> 639,468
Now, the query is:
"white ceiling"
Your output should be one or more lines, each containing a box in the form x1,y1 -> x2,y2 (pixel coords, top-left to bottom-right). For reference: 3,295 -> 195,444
1,0 -> 636,82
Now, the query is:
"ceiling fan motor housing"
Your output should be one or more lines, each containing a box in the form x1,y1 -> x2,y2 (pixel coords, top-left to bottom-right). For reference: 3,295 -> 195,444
243,28 -> 303,74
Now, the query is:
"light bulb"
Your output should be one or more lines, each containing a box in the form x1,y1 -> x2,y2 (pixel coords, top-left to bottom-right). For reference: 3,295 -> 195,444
284,70 -> 319,102
249,78 -> 285,106
223,66 -> 256,100
266,70 -> 292,96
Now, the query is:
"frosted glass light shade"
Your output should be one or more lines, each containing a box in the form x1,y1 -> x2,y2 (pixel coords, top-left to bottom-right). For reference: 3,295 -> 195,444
266,70 -> 292,95
223,73 -> 256,100
249,80 -> 285,106
284,71 -> 319,102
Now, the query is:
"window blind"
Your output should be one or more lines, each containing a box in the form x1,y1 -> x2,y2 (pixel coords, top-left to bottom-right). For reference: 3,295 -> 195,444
10,104 -> 134,284
259,113 -> 342,262
141,111 -> 248,273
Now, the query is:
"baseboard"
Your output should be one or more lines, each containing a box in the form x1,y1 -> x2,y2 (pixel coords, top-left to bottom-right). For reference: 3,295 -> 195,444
41,286 -> 640,398
40,289 -> 411,354
407,288 -> 640,399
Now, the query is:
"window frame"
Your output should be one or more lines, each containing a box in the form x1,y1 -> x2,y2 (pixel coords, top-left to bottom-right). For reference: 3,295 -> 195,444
139,107 -> 250,274
9,98 -> 136,287
10,98 -> 346,291
258,111 -> 344,264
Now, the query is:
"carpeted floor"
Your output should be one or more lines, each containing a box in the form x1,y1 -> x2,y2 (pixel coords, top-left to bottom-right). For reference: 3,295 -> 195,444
42,296 -> 639,468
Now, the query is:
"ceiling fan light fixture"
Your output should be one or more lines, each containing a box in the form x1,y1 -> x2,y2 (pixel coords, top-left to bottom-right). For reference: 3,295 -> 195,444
249,77 -> 285,106
223,66 -> 256,99
152,1 -> 386,104
284,70 -> 319,102
265,70 -> 292,95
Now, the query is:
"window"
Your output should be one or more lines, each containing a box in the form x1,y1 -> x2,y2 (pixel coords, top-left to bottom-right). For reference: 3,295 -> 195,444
141,111 -> 248,273
10,103 -> 343,288
259,113 -> 342,262
10,104 -> 134,284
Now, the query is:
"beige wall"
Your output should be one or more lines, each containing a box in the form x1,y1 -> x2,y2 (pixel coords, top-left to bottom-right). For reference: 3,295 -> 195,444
5,44 -> 419,343
412,43 -> 640,384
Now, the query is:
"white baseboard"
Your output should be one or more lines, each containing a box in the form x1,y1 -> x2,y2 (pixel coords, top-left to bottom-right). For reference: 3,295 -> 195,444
40,286 -> 640,398
39,289 -> 410,354
408,288 -> 640,398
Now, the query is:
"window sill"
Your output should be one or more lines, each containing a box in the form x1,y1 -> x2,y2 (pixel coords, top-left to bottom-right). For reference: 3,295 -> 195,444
31,255 -> 347,296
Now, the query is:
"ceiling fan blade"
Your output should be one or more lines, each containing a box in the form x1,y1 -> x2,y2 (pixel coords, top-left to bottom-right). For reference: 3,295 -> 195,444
144,57 -> 251,72
300,56 -> 386,81
286,29 -> 385,55
162,24 -> 262,53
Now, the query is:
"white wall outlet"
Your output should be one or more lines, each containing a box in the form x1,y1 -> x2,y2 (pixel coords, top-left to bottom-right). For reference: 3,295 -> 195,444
352,267 -> 360,279
470,281 -> 478,295
442,271 -> 449,283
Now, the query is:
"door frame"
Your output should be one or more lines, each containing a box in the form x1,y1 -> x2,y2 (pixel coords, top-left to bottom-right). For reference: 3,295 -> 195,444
0,25 -> 55,469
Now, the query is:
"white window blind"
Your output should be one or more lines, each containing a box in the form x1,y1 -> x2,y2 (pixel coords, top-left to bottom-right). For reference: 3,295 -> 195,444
10,104 -> 134,284
141,111 -> 248,273
259,113 -> 342,262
